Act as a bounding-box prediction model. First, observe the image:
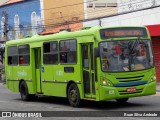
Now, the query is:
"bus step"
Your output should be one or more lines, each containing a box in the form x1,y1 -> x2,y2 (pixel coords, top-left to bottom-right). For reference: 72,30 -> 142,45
35,93 -> 44,96
82,98 -> 96,101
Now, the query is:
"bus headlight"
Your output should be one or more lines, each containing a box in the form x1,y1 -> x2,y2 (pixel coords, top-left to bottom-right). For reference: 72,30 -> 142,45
149,76 -> 156,83
102,80 -> 107,85
153,76 -> 156,81
101,79 -> 112,86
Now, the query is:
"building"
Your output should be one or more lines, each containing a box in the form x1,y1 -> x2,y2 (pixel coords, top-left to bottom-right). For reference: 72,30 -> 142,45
83,0 -> 160,82
41,0 -> 84,34
0,0 -> 44,63
0,0 -> 43,41
85,0 -> 117,19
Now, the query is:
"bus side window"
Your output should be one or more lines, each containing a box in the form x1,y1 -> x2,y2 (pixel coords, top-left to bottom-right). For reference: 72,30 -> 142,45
60,53 -> 67,63
43,42 -> 58,64
18,45 -> 30,65
67,52 -> 74,62
7,46 -> 18,66
60,41 -> 68,63
8,56 -> 12,65
19,56 -> 24,64
61,42 -> 69,51
60,40 -> 76,64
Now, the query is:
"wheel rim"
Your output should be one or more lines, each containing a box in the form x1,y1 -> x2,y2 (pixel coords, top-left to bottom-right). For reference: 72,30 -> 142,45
69,89 -> 77,102
21,85 -> 27,97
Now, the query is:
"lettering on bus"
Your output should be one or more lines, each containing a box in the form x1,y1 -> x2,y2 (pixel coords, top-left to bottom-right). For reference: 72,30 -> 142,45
56,70 -> 63,76
100,27 -> 148,39
104,30 -> 143,37
18,70 -> 27,76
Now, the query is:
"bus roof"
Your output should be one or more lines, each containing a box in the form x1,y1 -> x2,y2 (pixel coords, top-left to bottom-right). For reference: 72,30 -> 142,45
6,26 -> 147,46
6,26 -> 101,46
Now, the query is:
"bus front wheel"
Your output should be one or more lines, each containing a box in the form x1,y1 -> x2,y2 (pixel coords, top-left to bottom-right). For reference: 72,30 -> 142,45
19,81 -> 31,101
67,83 -> 81,107
116,98 -> 129,103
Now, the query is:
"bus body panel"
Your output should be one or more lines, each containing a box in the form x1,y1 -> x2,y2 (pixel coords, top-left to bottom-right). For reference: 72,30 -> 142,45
99,81 -> 156,101
99,68 -> 156,100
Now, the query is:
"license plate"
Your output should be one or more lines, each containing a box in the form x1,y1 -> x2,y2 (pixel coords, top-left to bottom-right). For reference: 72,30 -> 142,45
126,87 -> 136,92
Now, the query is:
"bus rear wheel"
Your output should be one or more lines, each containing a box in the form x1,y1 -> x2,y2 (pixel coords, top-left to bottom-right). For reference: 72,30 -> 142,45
19,81 -> 31,101
116,98 -> 129,103
67,83 -> 81,107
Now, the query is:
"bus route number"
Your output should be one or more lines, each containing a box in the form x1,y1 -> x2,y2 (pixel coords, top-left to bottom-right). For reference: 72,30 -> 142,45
56,70 -> 63,76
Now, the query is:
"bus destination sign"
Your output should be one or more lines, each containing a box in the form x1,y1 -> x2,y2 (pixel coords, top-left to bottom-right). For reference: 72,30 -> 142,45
100,27 -> 148,39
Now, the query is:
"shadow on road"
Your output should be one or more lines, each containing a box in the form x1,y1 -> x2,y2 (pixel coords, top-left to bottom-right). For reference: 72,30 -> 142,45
81,100 -> 147,110
14,96 -> 151,110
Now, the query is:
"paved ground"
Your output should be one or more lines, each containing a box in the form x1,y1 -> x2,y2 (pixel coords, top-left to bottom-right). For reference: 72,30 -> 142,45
0,81 -> 160,120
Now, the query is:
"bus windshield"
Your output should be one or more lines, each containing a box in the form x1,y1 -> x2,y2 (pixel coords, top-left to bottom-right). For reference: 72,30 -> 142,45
100,40 -> 154,72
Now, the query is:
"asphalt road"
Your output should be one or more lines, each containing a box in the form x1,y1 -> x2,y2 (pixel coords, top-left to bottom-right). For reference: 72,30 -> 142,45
0,83 -> 160,120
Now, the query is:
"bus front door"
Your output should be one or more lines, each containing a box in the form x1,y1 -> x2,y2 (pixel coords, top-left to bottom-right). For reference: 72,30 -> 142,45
34,48 -> 42,93
82,43 -> 96,99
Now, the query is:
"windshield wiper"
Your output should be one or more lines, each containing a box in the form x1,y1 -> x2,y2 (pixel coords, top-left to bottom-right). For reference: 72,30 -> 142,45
128,37 -> 141,55
127,37 -> 141,71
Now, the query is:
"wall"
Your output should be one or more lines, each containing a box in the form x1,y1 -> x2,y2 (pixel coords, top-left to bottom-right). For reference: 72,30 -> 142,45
118,0 -> 160,13
0,0 -> 42,40
152,37 -> 160,82
42,0 -> 84,34
43,0 -> 84,32
83,6 -> 160,27
0,0 -> 8,5
85,0 -> 117,19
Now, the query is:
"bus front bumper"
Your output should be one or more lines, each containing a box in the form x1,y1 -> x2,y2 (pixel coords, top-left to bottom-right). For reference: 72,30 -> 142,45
99,81 -> 156,101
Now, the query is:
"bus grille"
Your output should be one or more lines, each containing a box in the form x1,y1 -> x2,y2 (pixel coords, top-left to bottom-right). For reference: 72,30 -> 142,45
116,75 -> 144,82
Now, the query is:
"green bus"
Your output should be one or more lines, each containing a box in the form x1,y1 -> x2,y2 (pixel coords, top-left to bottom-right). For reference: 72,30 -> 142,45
5,26 -> 156,107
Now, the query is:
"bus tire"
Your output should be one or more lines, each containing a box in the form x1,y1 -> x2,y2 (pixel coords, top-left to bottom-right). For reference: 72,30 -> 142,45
67,83 -> 81,107
116,98 -> 129,103
19,81 -> 31,101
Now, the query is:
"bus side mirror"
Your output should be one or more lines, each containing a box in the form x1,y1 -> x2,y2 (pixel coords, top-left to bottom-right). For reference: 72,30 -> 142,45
94,47 -> 99,57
